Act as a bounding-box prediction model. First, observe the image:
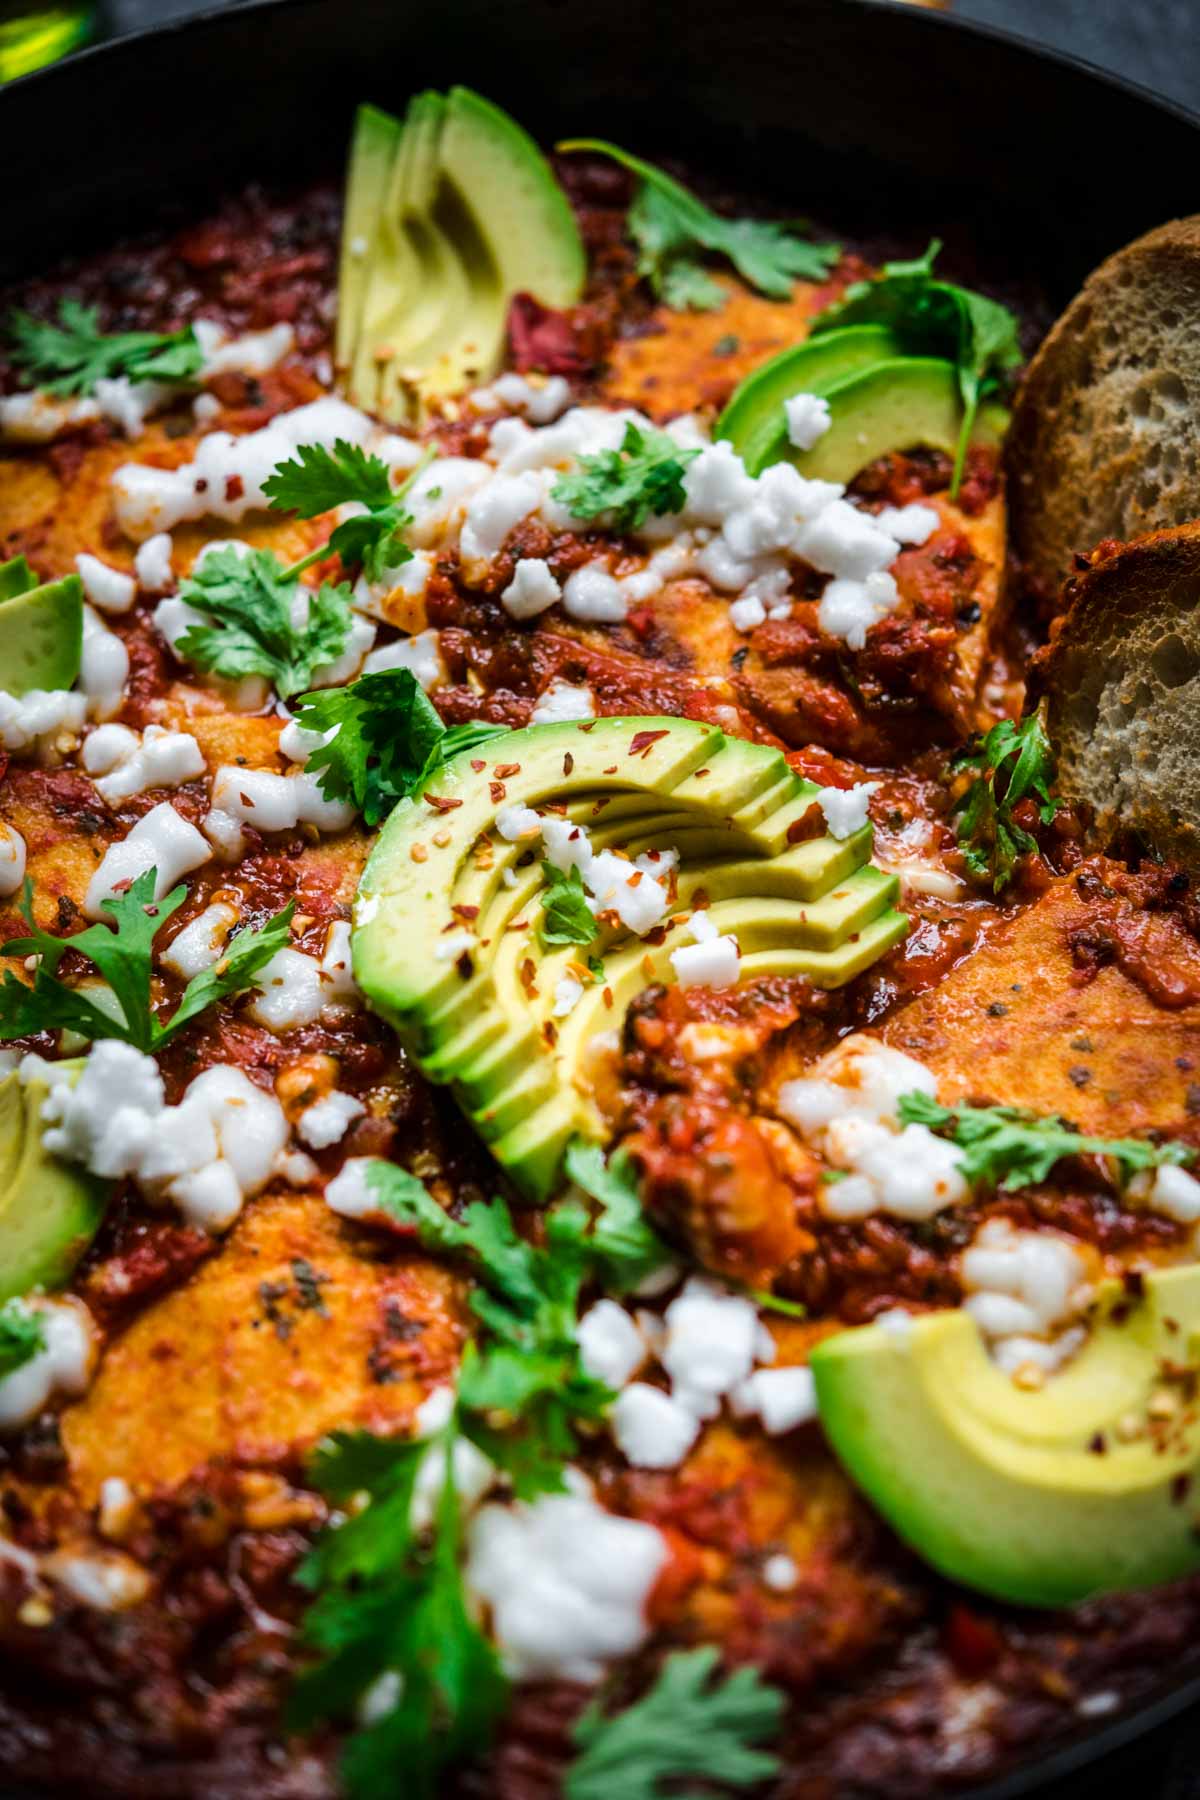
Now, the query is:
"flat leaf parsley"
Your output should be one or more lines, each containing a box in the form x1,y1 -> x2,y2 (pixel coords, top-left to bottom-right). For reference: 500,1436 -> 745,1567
263,440 -> 434,583
176,546 -> 354,701
292,669 -> 509,827
0,1300 -> 45,1379
898,1091 -> 1194,1191
565,1645 -> 785,1800
0,869 -> 292,1052
6,300 -> 204,396
951,713 -> 1059,893
560,139 -> 840,310
810,240 -> 1023,493
552,421 -> 699,530
538,862 -> 597,949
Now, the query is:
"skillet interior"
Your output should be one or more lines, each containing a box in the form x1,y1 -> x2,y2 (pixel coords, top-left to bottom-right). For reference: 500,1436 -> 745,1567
1,1 -> 1199,1792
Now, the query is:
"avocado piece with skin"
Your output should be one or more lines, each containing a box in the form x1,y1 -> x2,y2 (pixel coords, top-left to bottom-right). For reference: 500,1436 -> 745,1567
340,88 -> 585,421
353,717 -> 906,1198
787,357 -> 1009,485
811,1266 -> 1200,1607
0,1073 -> 109,1303
716,325 -> 900,475
0,564 -> 83,696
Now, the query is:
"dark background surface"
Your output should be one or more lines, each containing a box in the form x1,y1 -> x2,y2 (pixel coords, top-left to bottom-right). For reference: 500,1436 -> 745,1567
29,0 -> 1200,1793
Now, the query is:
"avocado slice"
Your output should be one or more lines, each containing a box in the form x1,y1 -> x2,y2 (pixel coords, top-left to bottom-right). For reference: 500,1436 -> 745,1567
787,357 -> 1009,486
0,1073 -> 109,1303
353,717 -> 907,1198
811,1266 -> 1200,1607
0,563 -> 83,696
340,88 -> 586,421
716,325 -> 900,475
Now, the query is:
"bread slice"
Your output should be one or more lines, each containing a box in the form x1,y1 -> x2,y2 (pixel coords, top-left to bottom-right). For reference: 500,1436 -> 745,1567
1033,521 -> 1200,863
1008,217 -> 1200,597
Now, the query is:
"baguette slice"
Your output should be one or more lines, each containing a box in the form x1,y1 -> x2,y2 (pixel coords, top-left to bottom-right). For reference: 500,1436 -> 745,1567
1009,217 -> 1200,597
1034,522 -> 1200,862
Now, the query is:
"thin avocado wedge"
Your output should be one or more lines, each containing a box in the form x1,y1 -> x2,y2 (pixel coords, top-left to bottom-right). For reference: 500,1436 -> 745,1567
340,87 -> 585,420
716,325 -> 900,475
788,356 -> 1009,485
353,717 -> 907,1198
0,566 -> 83,696
811,1266 -> 1200,1607
0,1072 -> 109,1302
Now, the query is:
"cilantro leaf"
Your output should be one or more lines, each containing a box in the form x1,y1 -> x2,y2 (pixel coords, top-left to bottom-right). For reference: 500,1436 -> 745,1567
0,1300 -> 45,1379
263,440 -> 433,584
809,240 -> 1022,493
176,546 -> 353,700
6,300 -> 205,397
563,1136 -> 670,1294
897,1090 -> 1195,1191
539,862 -> 597,949
291,1416 -> 507,1800
560,139 -> 840,309
293,670 -> 510,827
0,870 -> 293,1052
552,421 -> 698,532
565,1646 -> 785,1800
950,714 -> 1059,893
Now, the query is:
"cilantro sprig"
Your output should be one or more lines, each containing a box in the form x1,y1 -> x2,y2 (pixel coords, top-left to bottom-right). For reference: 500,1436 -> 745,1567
0,1300 -> 45,1379
289,1407 -> 507,1800
6,300 -> 204,396
552,421 -> 698,531
293,669 -> 509,827
263,440 -> 434,583
0,870 -> 293,1052
559,140 -> 840,310
176,547 -> 354,700
898,1090 -> 1194,1191
565,1646 -> 785,1800
539,862 -> 597,949
810,240 -> 1022,494
951,714 -> 1059,894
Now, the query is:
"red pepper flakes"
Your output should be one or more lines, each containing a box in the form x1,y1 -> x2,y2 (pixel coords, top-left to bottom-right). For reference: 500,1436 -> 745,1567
629,729 -> 670,758
424,792 -> 463,812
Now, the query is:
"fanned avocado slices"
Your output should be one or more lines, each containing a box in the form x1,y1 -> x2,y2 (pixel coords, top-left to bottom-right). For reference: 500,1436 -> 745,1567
353,716 -> 907,1199
0,1072 -> 109,1303
0,553 -> 83,695
811,1266 -> 1200,1607
337,87 -> 586,421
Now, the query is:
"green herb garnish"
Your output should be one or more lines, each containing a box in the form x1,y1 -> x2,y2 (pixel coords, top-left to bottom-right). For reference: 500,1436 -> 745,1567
561,1136 -> 671,1294
897,1090 -> 1195,1191
559,140 -> 840,310
538,862 -> 597,949
176,546 -> 354,700
0,870 -> 292,1052
6,300 -> 205,396
552,421 -> 699,531
951,714 -> 1059,893
809,240 -> 1022,493
263,440 -> 434,582
565,1645 -> 785,1800
0,1299 -> 46,1379
293,670 -> 509,827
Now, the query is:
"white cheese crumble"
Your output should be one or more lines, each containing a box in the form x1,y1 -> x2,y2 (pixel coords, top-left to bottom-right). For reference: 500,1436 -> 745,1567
501,557 -> 562,620
610,1382 -> 700,1468
204,764 -> 356,855
530,679 -> 596,724
669,907 -> 740,990
578,1300 -> 648,1389
158,899 -> 241,978
75,552 -> 135,616
960,1217 -> 1092,1378
362,627 -> 446,690
0,823 -> 26,898
133,532 -> 174,593
84,801 -> 211,919
0,687 -> 87,755
82,723 -> 205,806
815,781 -> 878,840
465,1471 -> 667,1683
730,1365 -> 817,1433
0,390 -> 100,442
785,392 -> 832,451
297,1090 -> 365,1149
0,1297 -> 96,1432
777,1035 -> 968,1222
79,605 -> 130,721
192,318 -> 295,377
247,921 -> 359,1032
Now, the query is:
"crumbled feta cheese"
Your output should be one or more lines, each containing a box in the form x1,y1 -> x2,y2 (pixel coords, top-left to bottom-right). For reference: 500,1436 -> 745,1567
661,1277 -> 759,1419
362,627 -> 445,690
762,1552 -> 799,1592
815,781 -> 878,840
0,823 -> 26,898
460,472 -> 543,571
1146,1163 -> 1200,1224
818,571 -> 902,649
496,804 -> 542,842
79,605 -> 130,720
465,1474 -> 668,1682
84,802 -> 211,919
193,318 -> 294,377
0,1298 -> 96,1432
501,557 -> 562,620
785,392 -> 832,451
298,1090 -> 365,1149
0,687 -> 87,755
562,564 -> 628,623
961,1217 -> 1092,1360
133,532 -> 174,594
0,390 -> 100,442
159,899 -> 240,978
731,1365 -> 818,1434
248,922 -> 357,1031
552,976 -> 584,1017
530,679 -> 596,724
670,932 -> 739,989
75,552 -> 135,615
578,1300 -> 647,1389
84,723 -> 205,806
487,372 -> 572,424
874,503 -> 939,546
729,594 -> 766,633
324,1157 -> 380,1221
611,1382 -> 701,1468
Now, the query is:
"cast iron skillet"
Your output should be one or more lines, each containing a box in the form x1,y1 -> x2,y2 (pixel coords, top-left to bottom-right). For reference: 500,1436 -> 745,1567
1,0 -> 1199,1792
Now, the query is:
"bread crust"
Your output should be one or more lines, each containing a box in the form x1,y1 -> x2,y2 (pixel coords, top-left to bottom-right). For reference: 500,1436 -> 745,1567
1036,521 -> 1200,863
1009,217 -> 1200,597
